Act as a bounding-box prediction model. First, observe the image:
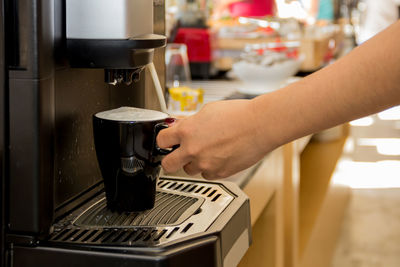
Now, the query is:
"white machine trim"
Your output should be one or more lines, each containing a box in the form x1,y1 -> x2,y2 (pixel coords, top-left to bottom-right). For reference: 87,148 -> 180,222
66,0 -> 153,39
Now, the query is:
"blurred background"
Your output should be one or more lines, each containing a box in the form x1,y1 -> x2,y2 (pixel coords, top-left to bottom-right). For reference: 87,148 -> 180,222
162,1 -> 400,267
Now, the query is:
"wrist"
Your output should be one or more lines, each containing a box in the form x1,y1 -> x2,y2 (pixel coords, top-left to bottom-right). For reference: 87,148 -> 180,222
248,94 -> 284,155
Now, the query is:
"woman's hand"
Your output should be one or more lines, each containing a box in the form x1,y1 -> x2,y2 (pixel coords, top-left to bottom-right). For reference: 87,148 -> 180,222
156,99 -> 272,179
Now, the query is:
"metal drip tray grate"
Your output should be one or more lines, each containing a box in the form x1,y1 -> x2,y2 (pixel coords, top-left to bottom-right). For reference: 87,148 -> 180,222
74,191 -> 203,227
49,178 -> 235,246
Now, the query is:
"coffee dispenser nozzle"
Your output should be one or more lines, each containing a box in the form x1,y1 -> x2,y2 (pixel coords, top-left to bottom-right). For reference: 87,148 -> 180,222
104,68 -> 143,86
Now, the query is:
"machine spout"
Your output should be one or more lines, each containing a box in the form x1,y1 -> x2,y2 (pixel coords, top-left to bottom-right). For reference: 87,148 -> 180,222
104,68 -> 143,86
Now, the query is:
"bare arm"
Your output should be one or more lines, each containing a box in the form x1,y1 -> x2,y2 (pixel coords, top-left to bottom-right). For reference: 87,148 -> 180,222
157,20 -> 400,179
253,20 -> 400,151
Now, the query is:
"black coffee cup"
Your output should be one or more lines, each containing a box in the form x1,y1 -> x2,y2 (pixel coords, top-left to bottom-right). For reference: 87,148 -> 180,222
93,107 -> 174,212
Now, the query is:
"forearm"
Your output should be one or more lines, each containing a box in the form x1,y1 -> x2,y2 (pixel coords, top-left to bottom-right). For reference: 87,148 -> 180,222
251,20 -> 400,151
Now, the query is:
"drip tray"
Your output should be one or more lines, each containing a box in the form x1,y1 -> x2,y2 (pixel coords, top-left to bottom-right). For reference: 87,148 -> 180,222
49,177 -> 235,247
74,191 -> 203,227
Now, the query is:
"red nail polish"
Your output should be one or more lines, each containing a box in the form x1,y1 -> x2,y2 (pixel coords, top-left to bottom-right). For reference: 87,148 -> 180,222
165,118 -> 176,124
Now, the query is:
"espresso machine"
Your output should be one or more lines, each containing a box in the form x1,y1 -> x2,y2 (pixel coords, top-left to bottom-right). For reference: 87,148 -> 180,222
0,1 -> 251,266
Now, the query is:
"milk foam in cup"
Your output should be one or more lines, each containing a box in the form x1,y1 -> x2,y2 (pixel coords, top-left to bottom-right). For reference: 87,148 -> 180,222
95,107 -> 168,122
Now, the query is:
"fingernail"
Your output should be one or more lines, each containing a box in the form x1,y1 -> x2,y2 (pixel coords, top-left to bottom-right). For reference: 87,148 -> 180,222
165,117 -> 176,125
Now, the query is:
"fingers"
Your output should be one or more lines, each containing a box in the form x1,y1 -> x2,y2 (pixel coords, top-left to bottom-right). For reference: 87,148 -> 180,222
201,164 -> 232,180
165,117 -> 178,126
201,171 -> 220,180
183,162 -> 217,179
184,161 -> 226,180
156,124 -> 180,149
158,119 -> 191,174
183,162 -> 201,176
161,148 -> 191,174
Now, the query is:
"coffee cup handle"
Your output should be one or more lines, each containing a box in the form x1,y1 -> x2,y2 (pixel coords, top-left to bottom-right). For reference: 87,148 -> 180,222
154,122 -> 179,155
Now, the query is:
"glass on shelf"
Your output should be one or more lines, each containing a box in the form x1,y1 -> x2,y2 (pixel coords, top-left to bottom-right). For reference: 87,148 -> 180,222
165,43 -> 192,89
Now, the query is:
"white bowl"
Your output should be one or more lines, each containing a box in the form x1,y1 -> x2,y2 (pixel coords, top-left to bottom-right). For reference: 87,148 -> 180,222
232,56 -> 303,95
